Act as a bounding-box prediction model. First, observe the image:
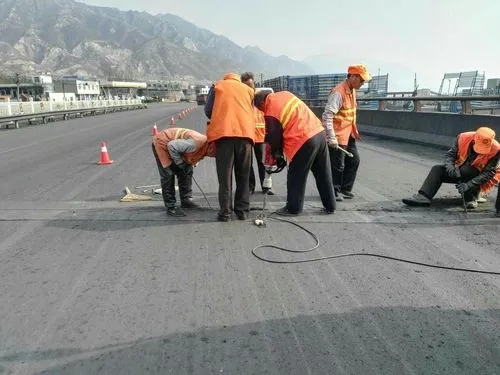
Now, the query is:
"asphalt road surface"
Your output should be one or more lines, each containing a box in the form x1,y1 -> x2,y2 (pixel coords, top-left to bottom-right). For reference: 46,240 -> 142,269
0,103 -> 499,375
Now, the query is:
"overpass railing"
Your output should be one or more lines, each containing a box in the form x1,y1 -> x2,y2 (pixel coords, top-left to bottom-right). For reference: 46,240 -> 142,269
0,99 -> 144,118
305,95 -> 500,115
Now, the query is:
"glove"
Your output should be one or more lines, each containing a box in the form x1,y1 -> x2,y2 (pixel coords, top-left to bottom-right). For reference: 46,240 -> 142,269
328,137 -> 339,149
445,164 -> 460,178
177,163 -> 192,174
275,155 -> 287,170
456,182 -> 472,195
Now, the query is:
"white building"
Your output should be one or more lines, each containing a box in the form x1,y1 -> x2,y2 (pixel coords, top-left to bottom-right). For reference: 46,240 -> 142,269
53,77 -> 100,101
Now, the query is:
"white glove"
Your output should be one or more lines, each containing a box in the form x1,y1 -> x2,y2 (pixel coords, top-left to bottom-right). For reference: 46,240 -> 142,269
328,137 -> 339,149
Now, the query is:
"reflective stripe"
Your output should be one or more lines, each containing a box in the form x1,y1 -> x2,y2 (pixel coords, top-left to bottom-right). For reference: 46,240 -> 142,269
279,97 -> 301,128
174,128 -> 188,139
255,121 -> 265,129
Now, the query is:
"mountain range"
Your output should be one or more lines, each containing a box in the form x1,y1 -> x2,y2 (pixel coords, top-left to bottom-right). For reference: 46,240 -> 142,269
0,0 -> 314,82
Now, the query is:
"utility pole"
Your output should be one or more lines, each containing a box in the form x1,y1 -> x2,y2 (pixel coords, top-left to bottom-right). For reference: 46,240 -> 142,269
15,73 -> 20,100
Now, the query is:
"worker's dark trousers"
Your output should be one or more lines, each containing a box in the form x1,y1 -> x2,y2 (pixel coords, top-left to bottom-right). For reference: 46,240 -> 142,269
329,136 -> 360,193
215,137 -> 252,218
418,164 -> 480,202
249,143 -> 265,192
286,132 -> 335,214
496,186 -> 500,211
152,144 -> 193,209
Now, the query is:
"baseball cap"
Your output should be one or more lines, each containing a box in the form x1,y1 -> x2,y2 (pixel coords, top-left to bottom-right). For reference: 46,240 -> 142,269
473,127 -> 496,154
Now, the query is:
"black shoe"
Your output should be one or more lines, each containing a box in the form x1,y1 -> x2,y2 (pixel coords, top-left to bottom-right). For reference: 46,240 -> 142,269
321,208 -> 335,214
235,210 -> 247,220
217,215 -> 230,222
341,190 -> 354,199
167,207 -> 186,217
275,206 -> 299,216
262,188 -> 275,195
181,199 -> 200,209
495,210 -> 500,218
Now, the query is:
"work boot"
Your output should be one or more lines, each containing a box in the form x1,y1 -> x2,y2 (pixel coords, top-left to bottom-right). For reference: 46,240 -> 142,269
275,206 -> 299,216
402,193 -> 431,206
166,207 -> 186,217
234,210 -> 247,220
335,193 -> 343,202
181,199 -> 200,209
321,207 -> 335,215
466,200 -> 478,209
477,194 -> 487,203
262,188 -> 275,195
341,190 -> 354,199
217,214 -> 230,222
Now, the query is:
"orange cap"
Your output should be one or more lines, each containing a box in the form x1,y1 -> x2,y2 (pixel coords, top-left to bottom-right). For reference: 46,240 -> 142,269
223,73 -> 241,81
473,127 -> 496,154
347,65 -> 372,81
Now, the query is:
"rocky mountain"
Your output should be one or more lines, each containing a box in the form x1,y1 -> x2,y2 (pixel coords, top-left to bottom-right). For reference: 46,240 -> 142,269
0,0 -> 314,82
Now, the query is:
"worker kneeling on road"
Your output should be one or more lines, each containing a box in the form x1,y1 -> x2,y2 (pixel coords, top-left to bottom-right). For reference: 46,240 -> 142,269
402,127 -> 500,212
254,90 -> 336,216
152,127 -> 214,217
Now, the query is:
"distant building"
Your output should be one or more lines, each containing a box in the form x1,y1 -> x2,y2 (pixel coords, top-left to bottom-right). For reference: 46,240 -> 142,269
53,77 -> 100,101
32,74 -> 54,99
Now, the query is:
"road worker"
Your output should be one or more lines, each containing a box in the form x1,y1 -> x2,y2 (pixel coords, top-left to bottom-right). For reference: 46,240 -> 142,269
241,72 -> 274,195
254,90 -> 335,216
152,127 -> 215,217
322,64 -> 371,201
402,127 -> 500,212
204,73 -> 255,222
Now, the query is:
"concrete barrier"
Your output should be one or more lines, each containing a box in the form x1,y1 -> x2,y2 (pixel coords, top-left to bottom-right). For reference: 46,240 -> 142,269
310,107 -> 500,148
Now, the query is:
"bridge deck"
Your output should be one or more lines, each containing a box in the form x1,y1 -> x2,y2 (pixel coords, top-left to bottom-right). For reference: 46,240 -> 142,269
0,105 -> 498,374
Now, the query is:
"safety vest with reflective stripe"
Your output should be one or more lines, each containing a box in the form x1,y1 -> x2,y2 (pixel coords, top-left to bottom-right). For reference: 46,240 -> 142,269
263,91 -> 324,162
254,107 -> 266,143
153,127 -> 208,168
206,74 -> 255,143
455,131 -> 500,193
330,80 -> 359,145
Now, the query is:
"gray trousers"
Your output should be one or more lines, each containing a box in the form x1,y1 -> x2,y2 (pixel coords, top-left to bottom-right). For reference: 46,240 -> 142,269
419,164 -> 480,202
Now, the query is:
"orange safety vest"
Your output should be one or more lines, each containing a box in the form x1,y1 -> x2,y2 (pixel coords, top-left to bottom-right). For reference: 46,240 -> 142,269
263,91 -> 324,162
254,107 -> 266,143
330,80 -> 359,145
206,73 -> 255,143
153,127 -> 209,168
456,131 -> 500,193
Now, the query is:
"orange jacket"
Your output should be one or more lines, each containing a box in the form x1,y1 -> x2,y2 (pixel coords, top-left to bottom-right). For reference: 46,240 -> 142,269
263,91 -> 324,162
254,107 -> 266,143
456,131 -> 500,193
153,128 -> 209,168
330,81 -> 359,145
206,73 -> 255,143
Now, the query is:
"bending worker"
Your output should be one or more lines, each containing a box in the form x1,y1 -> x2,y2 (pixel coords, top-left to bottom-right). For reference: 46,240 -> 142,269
152,127 -> 214,217
254,90 -> 336,216
240,72 -> 274,195
322,64 -> 371,201
204,73 -> 255,222
402,126 -> 500,213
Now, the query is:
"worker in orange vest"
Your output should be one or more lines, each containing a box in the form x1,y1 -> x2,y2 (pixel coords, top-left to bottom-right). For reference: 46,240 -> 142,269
402,127 -> 500,213
152,128 -> 215,217
254,90 -> 335,216
322,64 -> 371,201
241,72 -> 274,195
204,73 -> 255,221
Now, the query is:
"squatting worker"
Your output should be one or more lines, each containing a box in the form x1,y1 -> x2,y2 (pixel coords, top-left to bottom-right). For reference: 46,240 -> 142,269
152,127 -> 215,217
254,90 -> 336,216
322,64 -> 371,201
240,72 -> 274,195
204,73 -> 255,222
402,126 -> 500,214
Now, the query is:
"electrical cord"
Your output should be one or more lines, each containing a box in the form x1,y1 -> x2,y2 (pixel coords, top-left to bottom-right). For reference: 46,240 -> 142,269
251,214 -> 500,276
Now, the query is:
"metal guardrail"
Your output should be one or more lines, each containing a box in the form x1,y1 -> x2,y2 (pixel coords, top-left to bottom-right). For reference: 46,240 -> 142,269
305,95 -> 500,115
0,99 -> 146,129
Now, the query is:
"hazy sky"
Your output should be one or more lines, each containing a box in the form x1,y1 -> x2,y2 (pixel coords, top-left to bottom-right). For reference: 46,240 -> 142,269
79,0 -> 500,91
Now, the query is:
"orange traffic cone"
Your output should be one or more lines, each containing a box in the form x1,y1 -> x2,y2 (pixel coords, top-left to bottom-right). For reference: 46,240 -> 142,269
97,142 -> 113,165
152,123 -> 158,135
170,117 -> 175,126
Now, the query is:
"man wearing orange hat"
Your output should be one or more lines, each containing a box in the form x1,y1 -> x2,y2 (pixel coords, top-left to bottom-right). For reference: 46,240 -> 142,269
322,64 -> 371,201
402,127 -> 500,212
